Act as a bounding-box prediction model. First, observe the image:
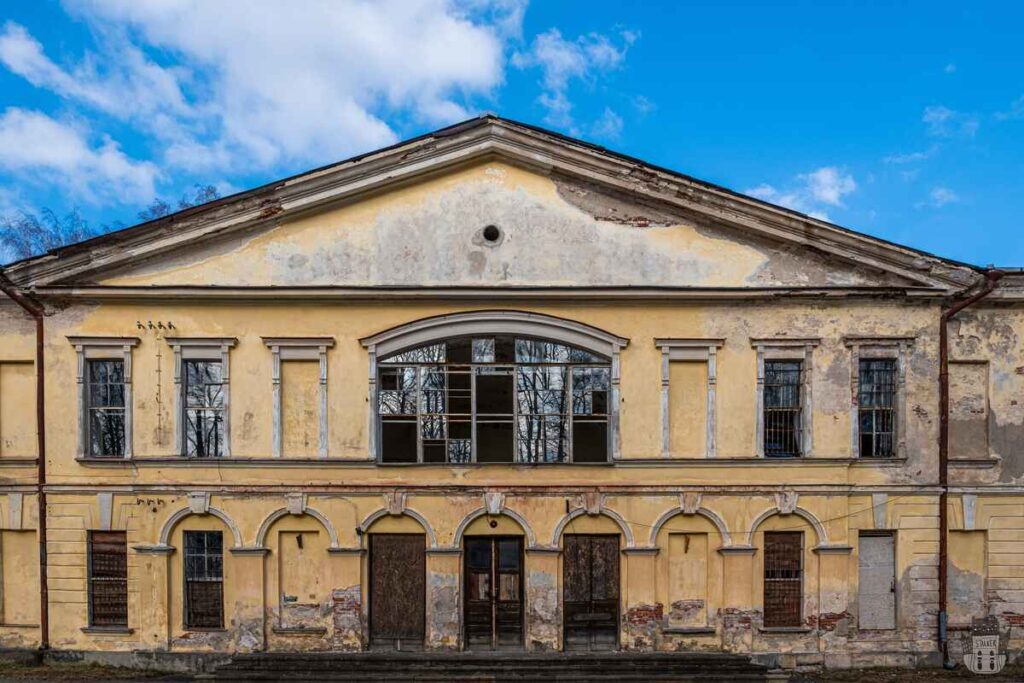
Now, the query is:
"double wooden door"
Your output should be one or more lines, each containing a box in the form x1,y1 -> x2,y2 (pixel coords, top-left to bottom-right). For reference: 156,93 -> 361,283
563,534 -> 620,651
369,533 -> 425,650
464,536 -> 524,650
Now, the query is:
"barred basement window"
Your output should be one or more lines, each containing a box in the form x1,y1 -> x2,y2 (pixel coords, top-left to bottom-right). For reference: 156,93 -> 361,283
763,360 -> 803,457
184,361 -> 225,458
88,531 -> 127,627
763,531 -> 803,627
858,359 -> 897,457
86,360 -> 126,457
377,336 -> 610,464
184,531 -> 223,629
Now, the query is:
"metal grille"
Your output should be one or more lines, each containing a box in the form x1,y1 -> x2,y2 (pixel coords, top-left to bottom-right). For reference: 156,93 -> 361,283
87,360 -> 125,457
184,531 -> 223,629
183,360 -> 224,458
763,531 -> 803,627
764,360 -> 803,457
859,359 -> 897,457
88,531 -> 127,627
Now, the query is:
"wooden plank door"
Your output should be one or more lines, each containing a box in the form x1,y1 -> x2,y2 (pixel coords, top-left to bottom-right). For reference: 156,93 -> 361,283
858,532 -> 896,629
369,533 -> 425,650
464,537 -> 523,650
563,534 -> 620,651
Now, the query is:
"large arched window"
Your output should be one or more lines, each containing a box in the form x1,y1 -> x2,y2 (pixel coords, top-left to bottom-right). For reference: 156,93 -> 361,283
376,335 -> 611,464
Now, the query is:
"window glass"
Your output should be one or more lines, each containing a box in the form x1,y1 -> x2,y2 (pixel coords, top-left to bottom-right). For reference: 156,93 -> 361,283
859,358 -> 897,457
183,360 -> 224,458
764,360 -> 803,457
183,530 -> 224,629
378,336 -> 610,464
88,531 -> 127,627
87,359 -> 126,457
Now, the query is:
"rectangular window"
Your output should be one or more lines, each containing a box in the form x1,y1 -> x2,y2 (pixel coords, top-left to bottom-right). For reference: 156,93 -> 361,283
184,360 -> 224,458
184,530 -> 223,629
859,359 -> 897,457
763,531 -> 802,627
88,531 -> 128,627
87,360 -> 126,457
763,361 -> 803,458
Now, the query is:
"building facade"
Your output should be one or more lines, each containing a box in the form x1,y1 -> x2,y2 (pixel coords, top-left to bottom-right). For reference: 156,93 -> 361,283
0,117 -> 1021,670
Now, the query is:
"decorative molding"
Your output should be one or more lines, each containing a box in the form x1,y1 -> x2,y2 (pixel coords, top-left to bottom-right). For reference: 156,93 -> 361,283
254,502 -> 340,548
484,491 -> 505,516
7,493 -> 23,530
812,544 -> 854,555
97,492 -> 113,531
680,492 -> 702,515
962,493 -> 978,531
775,490 -> 799,515
157,505 -> 243,548
358,506 -> 438,548
452,503 -> 537,548
717,545 -> 756,555
551,502 -> 635,548
384,490 -> 407,516
187,491 -> 210,514
655,339 -> 724,458
648,500 -> 732,547
285,492 -> 306,516
262,337 -> 334,458
871,493 -> 888,530
746,505 -> 828,547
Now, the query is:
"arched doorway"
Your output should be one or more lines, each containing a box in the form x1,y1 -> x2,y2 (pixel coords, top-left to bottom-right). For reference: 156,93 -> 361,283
460,513 -> 527,651
363,513 -> 430,651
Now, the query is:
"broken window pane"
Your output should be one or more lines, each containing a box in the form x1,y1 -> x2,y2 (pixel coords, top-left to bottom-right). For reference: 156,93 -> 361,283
859,358 -> 897,457
377,335 -> 610,464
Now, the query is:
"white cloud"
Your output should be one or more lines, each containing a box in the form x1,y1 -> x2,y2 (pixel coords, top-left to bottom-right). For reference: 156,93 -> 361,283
929,186 -> 959,207
995,95 -> 1024,121
744,166 -> 856,221
631,94 -> 656,116
0,108 -> 159,204
4,0 -> 525,174
590,107 -> 623,140
923,105 -> 978,138
883,149 -> 931,164
512,27 -> 636,130
944,63 -> 956,74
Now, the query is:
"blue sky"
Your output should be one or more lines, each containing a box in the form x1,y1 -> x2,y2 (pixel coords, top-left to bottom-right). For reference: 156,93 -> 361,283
0,1 -> 1021,265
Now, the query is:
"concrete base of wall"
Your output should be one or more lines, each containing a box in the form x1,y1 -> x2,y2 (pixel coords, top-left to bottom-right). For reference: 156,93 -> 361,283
42,648 -> 232,674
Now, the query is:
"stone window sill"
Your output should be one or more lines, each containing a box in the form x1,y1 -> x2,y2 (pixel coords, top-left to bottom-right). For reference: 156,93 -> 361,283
758,626 -> 813,634
81,626 -> 133,635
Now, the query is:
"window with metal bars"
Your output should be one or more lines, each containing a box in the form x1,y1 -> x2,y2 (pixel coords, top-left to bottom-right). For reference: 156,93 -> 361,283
87,531 -> 128,627
183,531 -> 223,629
763,531 -> 803,627
87,360 -> 126,457
763,360 -> 803,457
183,360 -> 224,458
859,358 -> 897,457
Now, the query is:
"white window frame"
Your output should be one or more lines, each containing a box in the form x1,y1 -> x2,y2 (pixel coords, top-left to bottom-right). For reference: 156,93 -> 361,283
751,338 -> 820,458
844,336 -> 913,459
262,337 -> 335,458
655,338 -> 724,458
68,337 -> 140,459
166,337 -> 237,458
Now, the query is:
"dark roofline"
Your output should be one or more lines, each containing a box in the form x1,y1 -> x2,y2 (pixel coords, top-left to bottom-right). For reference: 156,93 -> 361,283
0,114 -> 999,273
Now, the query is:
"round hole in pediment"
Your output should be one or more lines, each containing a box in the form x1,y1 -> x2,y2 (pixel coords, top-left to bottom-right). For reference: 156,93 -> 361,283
482,224 -> 501,243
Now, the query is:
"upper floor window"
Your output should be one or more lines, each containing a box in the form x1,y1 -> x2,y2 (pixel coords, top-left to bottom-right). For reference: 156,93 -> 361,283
69,337 -> 138,459
168,337 -> 236,458
184,360 -> 225,458
377,336 -> 610,464
87,360 -> 126,457
763,360 -> 803,458
858,358 -> 897,457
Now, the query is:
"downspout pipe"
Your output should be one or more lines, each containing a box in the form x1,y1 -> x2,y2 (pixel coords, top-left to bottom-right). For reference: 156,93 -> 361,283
0,269 -> 48,651
938,268 -> 1004,667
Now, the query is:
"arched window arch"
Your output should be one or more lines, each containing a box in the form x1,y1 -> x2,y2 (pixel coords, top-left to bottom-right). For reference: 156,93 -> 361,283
362,312 -> 628,464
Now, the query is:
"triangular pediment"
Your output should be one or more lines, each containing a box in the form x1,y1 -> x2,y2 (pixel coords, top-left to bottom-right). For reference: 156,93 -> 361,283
1,116 -> 978,293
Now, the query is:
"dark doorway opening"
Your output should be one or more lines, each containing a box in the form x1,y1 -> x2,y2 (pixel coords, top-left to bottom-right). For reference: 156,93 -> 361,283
563,534 -> 620,651
369,533 -> 425,650
464,536 -> 524,650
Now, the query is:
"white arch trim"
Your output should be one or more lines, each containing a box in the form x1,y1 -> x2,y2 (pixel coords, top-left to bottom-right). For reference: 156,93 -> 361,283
158,506 -> 243,548
551,507 -> 635,548
745,506 -> 828,547
359,310 -> 630,358
255,506 -> 340,549
359,507 -> 438,548
648,506 -> 732,547
452,506 -> 538,548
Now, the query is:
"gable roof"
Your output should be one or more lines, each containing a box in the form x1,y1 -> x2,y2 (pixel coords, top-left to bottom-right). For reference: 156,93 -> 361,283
1,115 -> 981,292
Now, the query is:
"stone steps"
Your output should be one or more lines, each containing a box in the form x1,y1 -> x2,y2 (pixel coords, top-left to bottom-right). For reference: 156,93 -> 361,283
206,651 -> 781,681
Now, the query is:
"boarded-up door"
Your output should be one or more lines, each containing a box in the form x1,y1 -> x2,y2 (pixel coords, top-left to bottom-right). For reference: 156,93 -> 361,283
464,537 -> 523,649
563,534 -> 619,651
858,532 -> 896,630
370,534 -> 425,650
